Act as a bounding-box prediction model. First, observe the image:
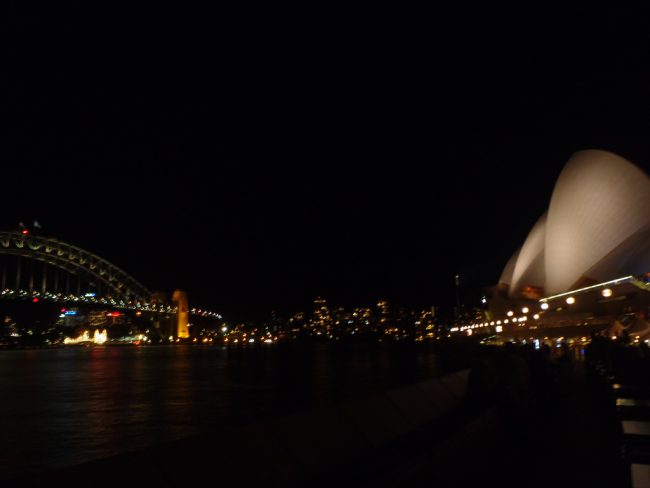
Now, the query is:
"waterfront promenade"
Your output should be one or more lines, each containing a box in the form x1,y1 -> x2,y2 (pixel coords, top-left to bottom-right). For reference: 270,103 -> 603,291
7,339 -> 635,487
307,344 -> 628,487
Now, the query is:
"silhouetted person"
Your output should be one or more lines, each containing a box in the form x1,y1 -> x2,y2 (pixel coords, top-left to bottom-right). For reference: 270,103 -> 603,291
639,340 -> 650,360
529,346 -> 556,403
621,329 -> 631,345
499,342 -> 531,408
467,354 -> 500,408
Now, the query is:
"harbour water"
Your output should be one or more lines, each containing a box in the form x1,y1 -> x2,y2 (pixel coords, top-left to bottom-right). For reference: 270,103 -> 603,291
0,342 -> 445,481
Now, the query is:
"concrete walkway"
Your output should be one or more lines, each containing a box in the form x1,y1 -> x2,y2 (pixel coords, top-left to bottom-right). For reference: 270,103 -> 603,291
7,355 -> 631,487
481,363 -> 627,488
306,362 -> 630,487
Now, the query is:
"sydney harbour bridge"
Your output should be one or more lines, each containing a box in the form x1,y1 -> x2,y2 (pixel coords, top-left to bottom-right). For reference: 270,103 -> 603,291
0,229 -> 222,339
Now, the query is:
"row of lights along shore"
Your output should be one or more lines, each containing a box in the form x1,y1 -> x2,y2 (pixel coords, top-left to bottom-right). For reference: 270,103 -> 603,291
451,287 -> 614,335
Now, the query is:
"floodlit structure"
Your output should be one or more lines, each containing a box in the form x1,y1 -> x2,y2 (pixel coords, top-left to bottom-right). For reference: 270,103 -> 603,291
499,150 -> 650,299
172,289 -> 190,339
464,150 -> 650,340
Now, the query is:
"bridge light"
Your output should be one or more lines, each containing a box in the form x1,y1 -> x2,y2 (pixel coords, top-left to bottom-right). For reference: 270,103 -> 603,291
21,229 -> 29,235
32,297 -> 39,303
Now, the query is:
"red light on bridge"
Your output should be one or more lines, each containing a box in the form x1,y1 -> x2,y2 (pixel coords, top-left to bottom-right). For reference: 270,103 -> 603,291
21,230 -> 29,235
106,312 -> 120,317
32,297 -> 39,303
61,308 -> 66,313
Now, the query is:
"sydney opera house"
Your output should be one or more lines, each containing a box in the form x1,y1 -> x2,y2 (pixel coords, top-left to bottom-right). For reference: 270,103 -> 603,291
483,149 -> 650,339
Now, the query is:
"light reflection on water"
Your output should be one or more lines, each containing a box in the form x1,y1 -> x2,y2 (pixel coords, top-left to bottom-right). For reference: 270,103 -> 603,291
0,343 -> 441,480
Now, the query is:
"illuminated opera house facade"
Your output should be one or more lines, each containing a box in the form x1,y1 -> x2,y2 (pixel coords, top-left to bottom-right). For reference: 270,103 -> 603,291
479,150 -> 650,338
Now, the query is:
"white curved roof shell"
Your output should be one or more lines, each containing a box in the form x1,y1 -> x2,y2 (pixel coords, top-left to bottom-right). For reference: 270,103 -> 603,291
502,150 -> 650,297
499,247 -> 520,285
510,213 -> 547,294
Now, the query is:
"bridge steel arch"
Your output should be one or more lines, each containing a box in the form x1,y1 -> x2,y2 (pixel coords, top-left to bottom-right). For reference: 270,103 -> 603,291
0,231 -> 151,301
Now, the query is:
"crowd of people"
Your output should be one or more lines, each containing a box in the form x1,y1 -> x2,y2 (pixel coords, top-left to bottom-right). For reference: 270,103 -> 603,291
466,341 -> 559,411
462,330 -> 650,411
585,331 -> 650,387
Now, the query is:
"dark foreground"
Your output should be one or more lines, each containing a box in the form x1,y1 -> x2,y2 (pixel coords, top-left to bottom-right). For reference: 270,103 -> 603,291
306,341 -> 629,487
0,341 -> 452,480
7,338 -> 640,487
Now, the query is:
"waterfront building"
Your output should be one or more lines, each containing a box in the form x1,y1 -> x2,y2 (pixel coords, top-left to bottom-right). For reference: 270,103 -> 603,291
499,149 -> 650,300
312,296 -> 332,334
486,150 -> 650,338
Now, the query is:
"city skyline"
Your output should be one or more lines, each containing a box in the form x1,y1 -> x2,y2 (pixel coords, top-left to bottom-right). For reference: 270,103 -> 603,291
3,140 -> 647,322
3,6 -> 649,321
2,7 -> 650,486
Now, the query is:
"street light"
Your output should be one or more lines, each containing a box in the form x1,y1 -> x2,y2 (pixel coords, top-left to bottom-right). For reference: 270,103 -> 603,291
454,274 -> 461,320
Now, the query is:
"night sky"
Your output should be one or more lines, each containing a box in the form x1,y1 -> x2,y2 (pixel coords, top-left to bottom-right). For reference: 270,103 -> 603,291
2,6 -> 649,321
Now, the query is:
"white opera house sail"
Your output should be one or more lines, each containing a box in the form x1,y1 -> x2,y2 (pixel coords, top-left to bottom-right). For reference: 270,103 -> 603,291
500,149 -> 650,300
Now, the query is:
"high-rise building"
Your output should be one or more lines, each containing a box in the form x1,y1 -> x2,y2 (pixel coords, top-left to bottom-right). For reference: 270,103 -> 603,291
313,297 -> 332,333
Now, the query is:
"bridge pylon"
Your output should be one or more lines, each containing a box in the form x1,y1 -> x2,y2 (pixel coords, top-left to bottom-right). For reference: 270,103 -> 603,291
172,290 -> 190,339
